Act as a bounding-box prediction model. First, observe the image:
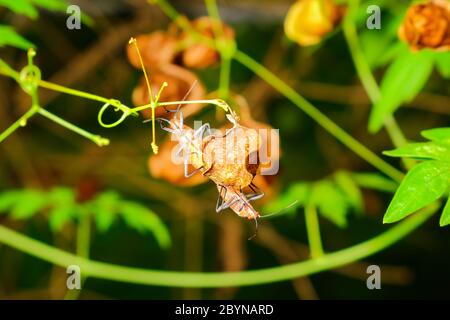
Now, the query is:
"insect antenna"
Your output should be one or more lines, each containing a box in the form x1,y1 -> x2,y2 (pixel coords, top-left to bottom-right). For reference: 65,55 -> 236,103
247,217 -> 258,241
166,79 -> 198,114
259,200 -> 299,219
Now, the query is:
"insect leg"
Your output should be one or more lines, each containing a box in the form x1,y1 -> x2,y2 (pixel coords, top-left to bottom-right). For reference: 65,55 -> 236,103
194,123 -> 212,140
183,152 -> 204,178
245,183 -> 265,202
216,186 -> 240,213
156,118 -> 176,134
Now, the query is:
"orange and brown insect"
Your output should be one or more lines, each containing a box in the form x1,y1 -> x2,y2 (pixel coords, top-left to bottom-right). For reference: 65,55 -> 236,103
158,108 -> 264,237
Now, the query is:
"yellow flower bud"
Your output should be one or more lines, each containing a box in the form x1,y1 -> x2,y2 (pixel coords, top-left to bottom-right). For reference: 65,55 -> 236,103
284,0 -> 342,46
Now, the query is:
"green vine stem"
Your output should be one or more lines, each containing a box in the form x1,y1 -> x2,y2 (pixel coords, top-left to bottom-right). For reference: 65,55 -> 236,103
205,0 -> 234,100
64,212 -> 91,300
0,203 -> 437,288
342,0 -> 415,170
305,204 -> 324,258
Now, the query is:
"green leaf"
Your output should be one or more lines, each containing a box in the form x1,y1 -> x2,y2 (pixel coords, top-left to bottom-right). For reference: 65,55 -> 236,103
263,182 -> 310,215
49,205 -> 75,231
120,202 -> 171,249
369,49 -> 434,133
0,190 -> 23,213
91,191 -> 120,233
0,0 -> 39,18
434,52 -> 450,78
439,196 -> 450,227
10,189 -> 47,219
310,181 -> 349,228
383,142 -> 450,161
351,172 -> 398,193
421,127 -> 450,143
384,161 -> 450,223
30,0 -> 67,12
333,171 -> 363,213
0,25 -> 34,50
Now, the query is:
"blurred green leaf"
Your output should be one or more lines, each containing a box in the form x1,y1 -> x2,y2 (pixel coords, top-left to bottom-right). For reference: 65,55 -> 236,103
49,206 -> 75,231
384,161 -> 450,223
10,190 -> 47,219
422,127 -> 450,143
91,191 -> 120,233
0,190 -> 23,213
334,171 -> 363,213
310,181 -> 349,228
0,25 -> 34,50
121,202 -> 171,249
440,196 -> 450,227
383,142 -> 450,161
30,0 -> 67,12
263,182 -> 309,215
435,52 -> 450,79
369,48 -> 434,133
0,0 -> 38,18
351,172 -> 398,193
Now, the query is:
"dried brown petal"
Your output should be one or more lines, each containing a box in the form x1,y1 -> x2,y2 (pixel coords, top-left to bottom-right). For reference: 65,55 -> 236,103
181,16 -> 235,69
132,64 -> 206,118
126,31 -> 178,69
399,0 -> 450,51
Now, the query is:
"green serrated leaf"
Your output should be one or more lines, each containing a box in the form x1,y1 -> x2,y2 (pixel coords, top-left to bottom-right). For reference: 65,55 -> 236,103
434,52 -> 450,79
0,25 -> 34,50
91,191 -> 120,233
369,49 -> 434,133
384,161 -> 450,223
351,172 -> 398,193
49,205 -> 75,232
263,182 -> 309,215
0,190 -> 23,213
421,127 -> 450,143
120,202 -> 171,249
334,171 -> 363,213
10,190 -> 47,219
439,196 -> 450,227
310,181 -> 349,228
0,0 -> 39,18
383,142 -> 450,161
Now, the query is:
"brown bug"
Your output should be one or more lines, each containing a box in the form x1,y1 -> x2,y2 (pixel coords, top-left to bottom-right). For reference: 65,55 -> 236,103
157,102 -> 264,238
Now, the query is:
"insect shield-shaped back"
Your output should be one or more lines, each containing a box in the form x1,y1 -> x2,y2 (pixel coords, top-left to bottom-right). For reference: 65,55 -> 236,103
201,125 -> 262,190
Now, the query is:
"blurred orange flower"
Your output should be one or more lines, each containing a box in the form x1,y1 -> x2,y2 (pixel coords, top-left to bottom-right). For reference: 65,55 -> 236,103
398,0 -> 450,51
132,64 -> 206,119
126,31 -> 178,69
180,17 -> 235,69
284,0 -> 343,46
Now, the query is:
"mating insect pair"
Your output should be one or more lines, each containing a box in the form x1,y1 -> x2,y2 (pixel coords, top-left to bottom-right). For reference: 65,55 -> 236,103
155,105 -> 265,239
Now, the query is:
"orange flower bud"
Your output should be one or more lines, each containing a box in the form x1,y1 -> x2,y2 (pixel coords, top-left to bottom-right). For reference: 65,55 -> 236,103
284,0 -> 342,46
131,64 -> 206,118
398,0 -> 450,51
181,17 -> 235,69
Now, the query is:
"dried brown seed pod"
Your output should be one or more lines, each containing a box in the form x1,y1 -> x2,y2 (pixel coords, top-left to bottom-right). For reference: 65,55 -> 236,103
398,0 -> 450,51
181,16 -> 235,69
126,31 -> 178,69
148,138 -> 208,187
284,0 -> 343,46
131,64 -> 206,118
